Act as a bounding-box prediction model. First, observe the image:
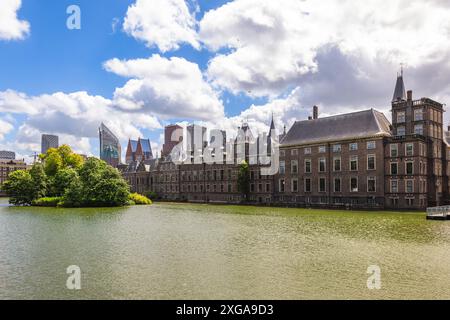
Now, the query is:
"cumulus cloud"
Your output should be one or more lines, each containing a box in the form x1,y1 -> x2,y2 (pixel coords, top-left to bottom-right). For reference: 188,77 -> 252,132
0,0 -> 30,40
0,118 -> 14,140
0,90 -> 162,157
104,54 -> 225,120
123,0 -> 199,52
199,0 -> 450,98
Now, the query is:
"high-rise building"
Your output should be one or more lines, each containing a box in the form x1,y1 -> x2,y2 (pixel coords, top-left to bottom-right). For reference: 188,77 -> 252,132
41,134 -> 59,154
0,151 -> 15,160
99,123 -> 121,167
162,124 -> 183,157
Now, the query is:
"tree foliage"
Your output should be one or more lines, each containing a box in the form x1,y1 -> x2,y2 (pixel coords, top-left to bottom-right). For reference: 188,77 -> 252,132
237,160 -> 250,201
3,145 -> 133,207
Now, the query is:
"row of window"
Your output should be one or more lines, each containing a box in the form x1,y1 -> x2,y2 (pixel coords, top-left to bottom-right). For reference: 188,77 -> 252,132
279,177 -> 377,193
281,141 -> 377,157
389,179 -> 422,193
280,155 -> 377,174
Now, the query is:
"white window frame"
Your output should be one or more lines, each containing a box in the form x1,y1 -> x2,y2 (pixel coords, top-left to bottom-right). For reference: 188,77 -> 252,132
397,111 -> 406,123
318,158 -> 326,172
406,180 -> 414,193
333,156 -> 341,172
350,177 -> 358,192
318,145 -> 326,153
367,154 -> 376,170
304,159 -> 312,173
319,177 -> 326,193
367,141 -> 376,150
332,144 -> 342,152
405,143 -> 414,156
367,177 -> 376,193
349,143 -> 358,151
291,178 -> 298,192
391,179 -> 398,193
405,161 -> 414,175
350,156 -> 358,171
390,144 -> 398,157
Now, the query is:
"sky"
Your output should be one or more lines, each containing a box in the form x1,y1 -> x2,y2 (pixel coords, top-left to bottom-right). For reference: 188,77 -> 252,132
1,0 -> 450,163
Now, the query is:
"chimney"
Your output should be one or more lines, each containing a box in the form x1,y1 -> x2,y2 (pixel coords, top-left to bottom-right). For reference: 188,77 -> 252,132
313,105 -> 319,119
407,90 -> 412,101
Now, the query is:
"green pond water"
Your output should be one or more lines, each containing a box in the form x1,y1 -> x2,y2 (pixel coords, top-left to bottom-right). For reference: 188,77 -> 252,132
0,197 -> 449,300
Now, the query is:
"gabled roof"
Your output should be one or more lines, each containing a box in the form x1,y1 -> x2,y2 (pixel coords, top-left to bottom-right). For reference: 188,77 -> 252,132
139,138 -> 152,154
130,140 -> 138,153
281,109 -> 392,146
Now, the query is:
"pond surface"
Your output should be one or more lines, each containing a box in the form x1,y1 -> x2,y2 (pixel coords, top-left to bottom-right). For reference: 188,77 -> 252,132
0,197 -> 449,299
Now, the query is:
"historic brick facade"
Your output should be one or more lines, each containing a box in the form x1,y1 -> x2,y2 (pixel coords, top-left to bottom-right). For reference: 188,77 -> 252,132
121,74 -> 450,210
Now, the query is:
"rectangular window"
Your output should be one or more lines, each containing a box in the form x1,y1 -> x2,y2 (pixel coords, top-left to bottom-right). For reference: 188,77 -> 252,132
391,162 -> 398,175
367,141 -> 376,150
291,160 -> 298,174
319,158 -> 326,172
334,178 -> 341,193
397,126 -> 406,136
414,108 -> 423,121
350,156 -> 358,171
332,144 -> 341,152
279,161 -> 285,175
406,143 -> 414,156
304,178 -> 311,192
319,178 -> 326,192
391,180 -> 398,193
414,124 -> 424,135
334,157 -> 341,172
349,143 -> 358,151
280,150 -> 285,157
305,159 -> 312,173
350,177 -> 358,192
367,154 -> 376,170
406,161 -> 414,175
279,179 -> 285,192
406,180 -> 414,193
304,147 -> 311,155
318,146 -> 326,153
291,149 -> 298,156
397,111 -> 406,123
390,144 -> 398,157
292,179 -> 298,192
367,177 -> 376,192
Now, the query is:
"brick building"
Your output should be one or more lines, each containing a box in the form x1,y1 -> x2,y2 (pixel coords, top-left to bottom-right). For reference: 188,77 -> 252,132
0,158 -> 28,196
121,73 -> 450,210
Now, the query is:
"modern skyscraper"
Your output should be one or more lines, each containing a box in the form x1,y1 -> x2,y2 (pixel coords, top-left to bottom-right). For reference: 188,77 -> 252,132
0,151 -> 15,160
162,124 -> 183,157
41,134 -> 59,154
99,123 -> 121,167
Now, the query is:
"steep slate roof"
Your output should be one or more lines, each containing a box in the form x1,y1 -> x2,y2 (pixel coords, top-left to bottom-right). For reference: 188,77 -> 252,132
130,140 -> 138,153
281,109 -> 392,146
139,138 -> 153,154
392,74 -> 406,101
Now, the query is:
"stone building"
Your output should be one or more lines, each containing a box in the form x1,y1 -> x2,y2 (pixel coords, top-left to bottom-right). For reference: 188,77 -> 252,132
0,158 -> 28,196
121,73 -> 450,210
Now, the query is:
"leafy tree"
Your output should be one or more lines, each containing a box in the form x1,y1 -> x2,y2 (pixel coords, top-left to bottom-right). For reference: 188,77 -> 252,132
42,145 -> 84,176
52,168 -> 78,197
237,160 -> 250,201
29,163 -> 48,199
2,170 -> 36,206
62,176 -> 84,208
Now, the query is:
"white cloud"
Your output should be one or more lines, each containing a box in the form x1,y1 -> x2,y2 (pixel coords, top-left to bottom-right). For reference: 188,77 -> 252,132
123,0 -> 199,52
104,54 -> 225,120
0,0 -> 29,40
0,118 -> 14,140
199,0 -> 450,97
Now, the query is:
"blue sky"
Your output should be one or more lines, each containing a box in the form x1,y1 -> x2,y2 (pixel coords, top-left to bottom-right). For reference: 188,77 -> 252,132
1,0 -> 450,161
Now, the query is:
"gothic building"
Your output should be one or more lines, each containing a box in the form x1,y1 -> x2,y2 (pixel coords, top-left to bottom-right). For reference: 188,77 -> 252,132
121,73 -> 450,209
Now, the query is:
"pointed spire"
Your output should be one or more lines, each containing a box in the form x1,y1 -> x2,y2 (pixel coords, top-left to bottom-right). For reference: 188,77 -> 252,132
392,67 -> 406,102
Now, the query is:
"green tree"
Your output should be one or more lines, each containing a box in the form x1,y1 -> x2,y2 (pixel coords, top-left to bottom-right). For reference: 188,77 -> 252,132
42,145 -> 84,176
29,163 -> 48,199
237,160 -> 250,201
2,170 -> 36,206
52,168 -> 78,197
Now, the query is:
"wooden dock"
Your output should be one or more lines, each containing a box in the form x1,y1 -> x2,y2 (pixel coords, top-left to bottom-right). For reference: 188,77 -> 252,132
426,206 -> 450,220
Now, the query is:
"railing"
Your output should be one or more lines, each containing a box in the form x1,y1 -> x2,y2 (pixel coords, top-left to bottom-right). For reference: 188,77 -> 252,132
427,206 -> 450,219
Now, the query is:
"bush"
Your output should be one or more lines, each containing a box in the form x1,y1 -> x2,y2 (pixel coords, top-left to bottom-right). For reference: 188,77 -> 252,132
144,191 -> 158,200
32,197 -> 63,207
129,193 -> 152,205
